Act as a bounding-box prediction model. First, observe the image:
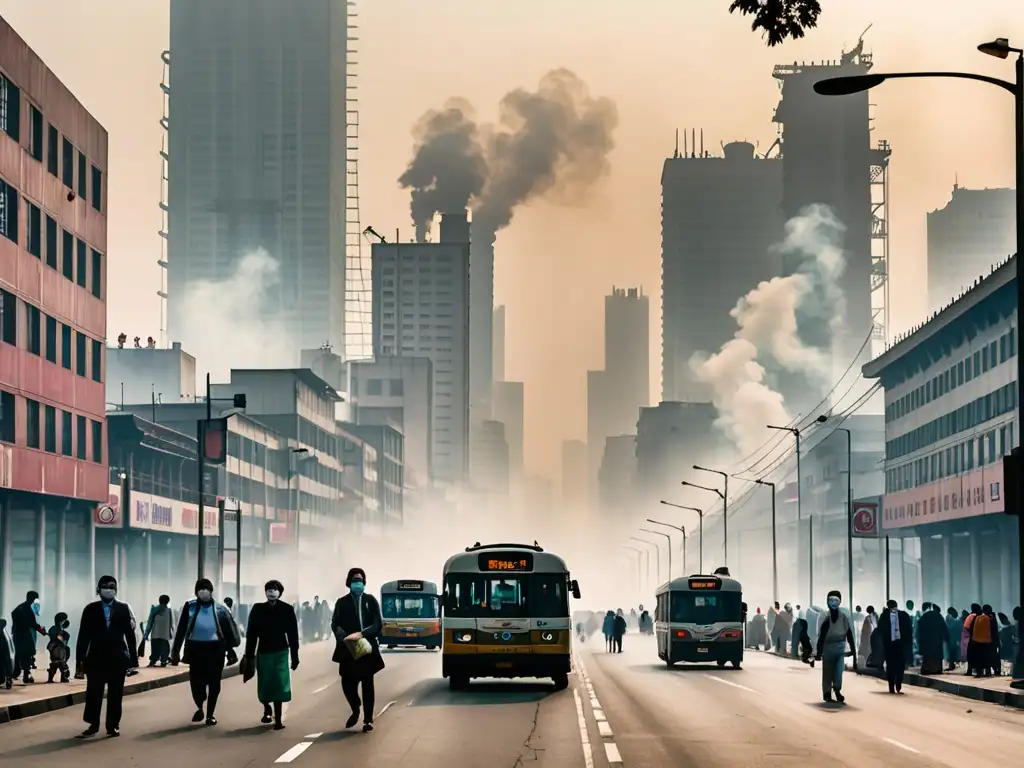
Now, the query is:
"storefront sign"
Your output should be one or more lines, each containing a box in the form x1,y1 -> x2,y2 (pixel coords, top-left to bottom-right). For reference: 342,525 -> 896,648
851,496 -> 880,538
129,491 -> 219,537
882,463 -> 1004,531
94,484 -> 123,528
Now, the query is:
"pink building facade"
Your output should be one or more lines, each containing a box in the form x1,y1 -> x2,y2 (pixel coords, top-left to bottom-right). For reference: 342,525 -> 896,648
0,17 -> 109,618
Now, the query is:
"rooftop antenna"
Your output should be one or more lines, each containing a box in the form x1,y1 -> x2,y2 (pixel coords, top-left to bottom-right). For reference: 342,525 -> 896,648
691,128 -> 695,158
673,129 -> 680,159
700,129 -> 704,156
683,128 -> 688,157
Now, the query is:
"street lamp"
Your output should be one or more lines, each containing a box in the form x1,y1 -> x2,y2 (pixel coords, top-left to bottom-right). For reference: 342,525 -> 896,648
640,528 -> 673,582
647,518 -> 687,576
767,423 -> 812,604
753,479 -> 778,603
692,465 -> 730,566
681,479 -> 725,569
817,415 -> 854,609
661,500 -> 704,573
630,536 -> 661,586
622,545 -> 643,594
815,36 -> 1024,683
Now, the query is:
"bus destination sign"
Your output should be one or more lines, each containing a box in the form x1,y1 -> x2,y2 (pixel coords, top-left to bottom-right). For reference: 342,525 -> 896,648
478,552 -> 534,572
397,581 -> 424,591
688,577 -> 721,590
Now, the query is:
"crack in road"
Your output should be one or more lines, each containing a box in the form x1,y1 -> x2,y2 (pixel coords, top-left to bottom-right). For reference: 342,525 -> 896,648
512,700 -> 544,767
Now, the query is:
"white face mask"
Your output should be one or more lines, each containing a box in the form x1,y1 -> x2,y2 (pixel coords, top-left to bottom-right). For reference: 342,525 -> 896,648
197,589 -> 213,602
266,589 -> 281,602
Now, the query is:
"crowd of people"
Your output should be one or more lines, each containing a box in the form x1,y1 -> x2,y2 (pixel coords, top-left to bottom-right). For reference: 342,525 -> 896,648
574,606 -> 652,653
1,569 -> 386,738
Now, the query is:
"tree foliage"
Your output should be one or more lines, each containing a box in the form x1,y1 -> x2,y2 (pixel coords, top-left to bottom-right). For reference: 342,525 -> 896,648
728,0 -> 822,47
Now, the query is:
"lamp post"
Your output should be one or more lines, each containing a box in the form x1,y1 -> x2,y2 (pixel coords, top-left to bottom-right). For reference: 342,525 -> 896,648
622,545 -> 643,595
681,477 -> 727,567
640,528 -> 673,582
630,536 -> 661,586
754,479 -> 778,603
692,466 -> 729,566
647,518 -> 687,576
288,447 -> 310,598
767,423 -> 810,604
815,37 -> 1024,682
661,501 -> 704,572
817,415 -> 855,609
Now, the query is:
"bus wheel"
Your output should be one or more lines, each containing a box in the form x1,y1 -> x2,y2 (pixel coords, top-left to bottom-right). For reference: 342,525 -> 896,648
426,645 -> 438,651
552,673 -> 569,690
449,675 -> 469,690
717,660 -> 727,667
666,660 -> 676,668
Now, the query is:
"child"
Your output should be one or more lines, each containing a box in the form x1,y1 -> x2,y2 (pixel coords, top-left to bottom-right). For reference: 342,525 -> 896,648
0,618 -> 13,688
46,612 -> 71,683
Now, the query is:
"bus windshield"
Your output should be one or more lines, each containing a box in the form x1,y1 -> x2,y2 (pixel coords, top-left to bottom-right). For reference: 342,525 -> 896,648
382,594 -> 439,619
670,591 -> 742,624
445,573 -> 568,618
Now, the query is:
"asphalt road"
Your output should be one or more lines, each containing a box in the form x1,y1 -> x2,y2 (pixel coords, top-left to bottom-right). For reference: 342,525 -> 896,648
1,641 -> 611,768
580,633 -> 1024,767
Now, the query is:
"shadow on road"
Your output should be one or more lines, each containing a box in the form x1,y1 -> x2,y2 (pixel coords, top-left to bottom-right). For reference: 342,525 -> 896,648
411,679 -> 557,707
4,736 -> 101,759
135,723 -> 201,740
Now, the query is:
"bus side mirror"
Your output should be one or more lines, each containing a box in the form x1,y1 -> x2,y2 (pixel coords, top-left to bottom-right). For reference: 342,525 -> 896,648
570,580 -> 581,600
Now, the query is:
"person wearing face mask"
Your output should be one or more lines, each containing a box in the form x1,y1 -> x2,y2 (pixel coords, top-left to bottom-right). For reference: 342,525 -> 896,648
814,590 -> 856,703
0,618 -> 15,689
46,612 -> 73,683
243,580 -> 300,729
332,568 -> 385,733
75,576 -> 139,737
171,578 -> 241,726
10,590 -> 47,684
877,599 -> 912,694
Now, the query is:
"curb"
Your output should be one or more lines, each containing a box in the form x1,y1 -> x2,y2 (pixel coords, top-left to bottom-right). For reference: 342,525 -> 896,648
753,648 -> 1024,710
0,664 -> 242,725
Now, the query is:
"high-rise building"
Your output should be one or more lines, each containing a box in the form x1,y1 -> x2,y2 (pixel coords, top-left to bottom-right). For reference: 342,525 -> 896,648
635,401 -> 721,505
587,287 -> 650,491
492,380 -> 524,481
661,137 -> 783,402
561,439 -> 587,509
927,185 -> 1015,311
0,18 -> 110,616
166,0 -> 354,356
493,305 -> 506,383
470,230 -> 494,418
371,213 -> 470,484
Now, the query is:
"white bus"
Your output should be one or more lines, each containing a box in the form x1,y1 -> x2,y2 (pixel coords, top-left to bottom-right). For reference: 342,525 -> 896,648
655,574 -> 744,668
441,542 -> 581,690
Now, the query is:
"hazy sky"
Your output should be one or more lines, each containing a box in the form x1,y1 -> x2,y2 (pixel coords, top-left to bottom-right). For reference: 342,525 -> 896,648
3,0 -> 1021,477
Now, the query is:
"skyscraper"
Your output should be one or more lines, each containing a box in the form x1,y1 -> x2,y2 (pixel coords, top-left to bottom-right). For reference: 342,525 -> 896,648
166,0 -> 352,355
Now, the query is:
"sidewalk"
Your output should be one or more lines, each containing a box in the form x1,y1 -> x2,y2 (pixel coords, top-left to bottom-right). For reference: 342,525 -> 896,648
754,647 -> 1024,709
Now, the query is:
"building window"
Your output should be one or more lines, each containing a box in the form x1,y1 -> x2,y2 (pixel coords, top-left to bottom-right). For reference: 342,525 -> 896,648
76,240 -> 87,288
0,179 -> 17,243
26,201 -> 41,257
47,124 -> 58,176
0,389 -> 13,443
91,419 -> 103,463
91,338 -> 102,382
29,104 -> 43,161
61,409 -> 72,456
44,404 -> 56,453
45,314 -> 56,363
90,165 -> 102,212
0,73 -> 19,142
60,323 -> 71,369
76,414 -> 86,459
77,151 -> 87,200
75,331 -> 86,376
367,379 -> 383,396
62,229 -> 73,279
0,288 -> 15,345
90,249 -> 102,298
27,304 -> 41,355
389,379 -> 404,397
25,398 -> 40,449
61,137 -> 74,189
45,215 -> 57,268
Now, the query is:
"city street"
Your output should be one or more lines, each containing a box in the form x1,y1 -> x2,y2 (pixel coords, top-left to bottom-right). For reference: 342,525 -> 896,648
1,641 -> 608,768
581,634 -> 1024,767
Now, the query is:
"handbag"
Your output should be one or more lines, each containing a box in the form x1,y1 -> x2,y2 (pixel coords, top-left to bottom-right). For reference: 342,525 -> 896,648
239,654 -> 255,683
137,638 -> 147,659
345,637 -> 372,661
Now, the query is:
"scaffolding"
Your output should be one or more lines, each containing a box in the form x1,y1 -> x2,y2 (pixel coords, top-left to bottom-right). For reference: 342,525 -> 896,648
869,138 -> 891,349
344,0 -> 373,361
157,49 -> 170,349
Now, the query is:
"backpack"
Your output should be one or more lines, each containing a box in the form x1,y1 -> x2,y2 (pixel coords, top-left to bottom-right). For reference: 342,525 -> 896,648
47,639 -> 68,664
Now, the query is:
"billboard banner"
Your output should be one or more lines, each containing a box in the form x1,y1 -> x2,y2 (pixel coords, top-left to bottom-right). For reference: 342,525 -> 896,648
129,491 -> 219,537
851,496 -> 881,538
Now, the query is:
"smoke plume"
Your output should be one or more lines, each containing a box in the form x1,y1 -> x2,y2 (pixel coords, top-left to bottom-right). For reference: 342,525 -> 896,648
690,205 -> 847,455
176,249 -> 297,383
399,69 -> 618,242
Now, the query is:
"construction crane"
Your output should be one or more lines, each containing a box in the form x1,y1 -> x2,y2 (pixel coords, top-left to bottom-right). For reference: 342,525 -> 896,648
362,225 -> 386,244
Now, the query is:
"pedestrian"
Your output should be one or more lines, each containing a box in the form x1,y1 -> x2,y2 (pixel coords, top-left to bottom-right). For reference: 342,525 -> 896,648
331,567 -> 385,733
243,579 -> 299,730
46,612 -> 72,683
0,618 -> 14,688
815,590 -> 856,703
602,610 -> 615,652
962,604 -> 980,675
612,609 -> 627,652
772,602 -> 792,654
749,608 -> 767,650
944,606 -> 962,671
143,595 -> 175,667
171,578 -> 241,726
75,575 -> 138,737
10,590 -> 47,684
858,605 -> 877,669
998,613 -> 1015,672
917,602 -> 947,675
877,599 -> 911,694
967,604 -> 997,676
790,605 -> 802,657
793,615 -> 814,665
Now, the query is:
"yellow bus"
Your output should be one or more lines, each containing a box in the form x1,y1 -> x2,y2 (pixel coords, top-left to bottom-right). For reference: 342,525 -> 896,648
380,580 -> 441,650
441,542 -> 581,690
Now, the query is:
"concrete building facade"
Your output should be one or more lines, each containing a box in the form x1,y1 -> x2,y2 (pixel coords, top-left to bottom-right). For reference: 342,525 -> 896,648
561,438 -> 587,510
343,422 -> 403,529
0,19 -> 109,618
107,341 -> 197,407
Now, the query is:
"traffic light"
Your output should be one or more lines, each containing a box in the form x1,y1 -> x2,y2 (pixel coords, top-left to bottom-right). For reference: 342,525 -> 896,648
1003,447 -> 1021,516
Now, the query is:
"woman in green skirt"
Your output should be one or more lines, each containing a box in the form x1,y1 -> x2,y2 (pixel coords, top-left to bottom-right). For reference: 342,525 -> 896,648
243,579 -> 300,730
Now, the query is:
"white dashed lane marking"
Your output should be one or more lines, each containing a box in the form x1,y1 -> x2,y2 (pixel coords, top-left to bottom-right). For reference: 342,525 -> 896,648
882,737 -> 920,754
274,742 -> 313,763
597,720 -> 614,738
312,682 -> 333,694
575,654 -> 624,766
605,742 -> 624,765
573,689 -> 596,768
706,675 -> 759,694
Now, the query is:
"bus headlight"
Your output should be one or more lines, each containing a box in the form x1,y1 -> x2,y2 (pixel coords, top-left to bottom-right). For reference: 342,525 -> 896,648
540,631 -> 557,643
453,632 -> 474,643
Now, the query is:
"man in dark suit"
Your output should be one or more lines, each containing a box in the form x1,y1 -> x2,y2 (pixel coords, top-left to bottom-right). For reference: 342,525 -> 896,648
876,598 -> 913,694
75,575 -> 138,737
